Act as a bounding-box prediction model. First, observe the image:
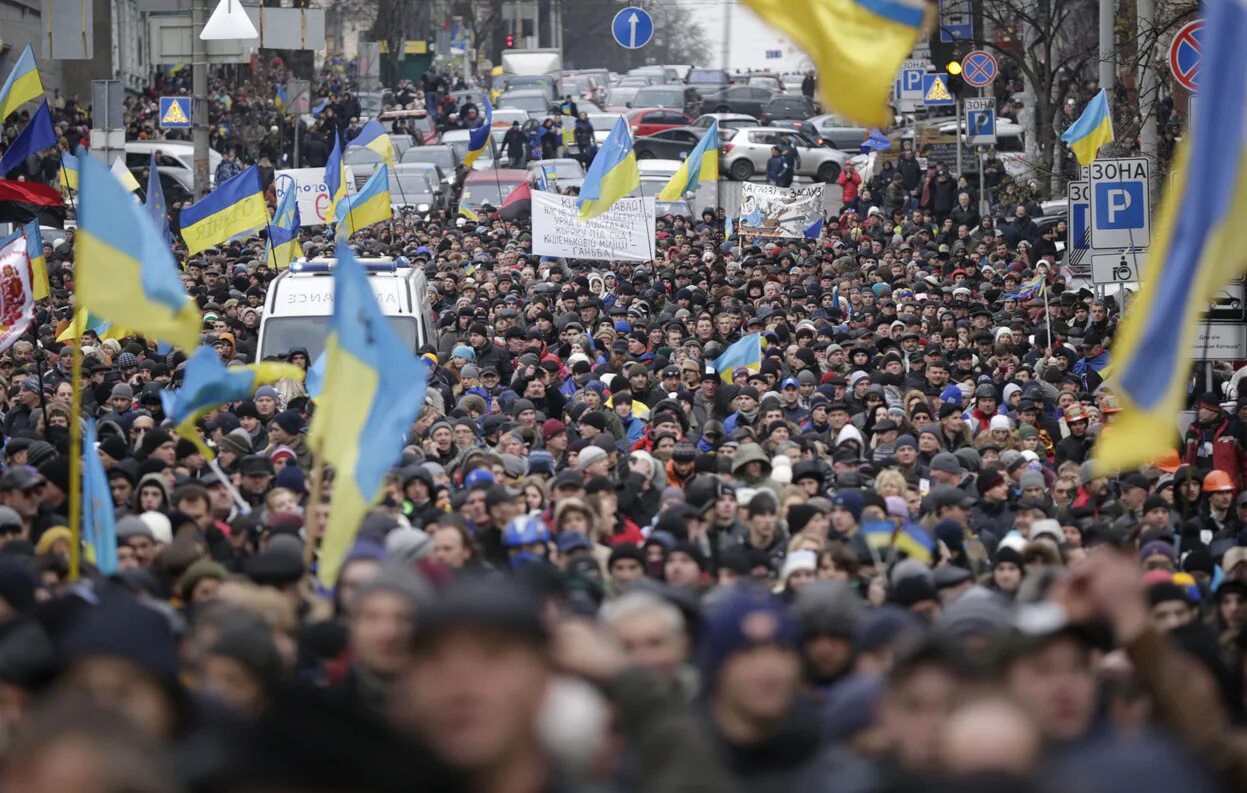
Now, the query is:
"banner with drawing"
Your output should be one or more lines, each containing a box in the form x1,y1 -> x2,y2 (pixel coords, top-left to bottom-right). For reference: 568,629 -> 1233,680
736,183 -> 824,238
531,192 -> 656,261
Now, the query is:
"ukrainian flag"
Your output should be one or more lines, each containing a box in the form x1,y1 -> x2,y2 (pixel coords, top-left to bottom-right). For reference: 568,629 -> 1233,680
325,130 -> 349,224
742,0 -> 930,127
1060,89 -> 1114,167
56,309 -> 126,343
862,519 -> 895,551
267,185 -> 303,269
60,151 -> 79,192
161,345 -> 304,459
658,120 -> 719,201
0,45 -> 44,122
349,120 -> 396,167
1096,0 -> 1247,471
76,153 -> 200,350
893,523 -> 935,564
110,157 -> 141,193
21,221 -> 49,300
179,166 -> 269,254
462,94 -> 494,168
714,332 -> 763,384
334,164 -> 392,240
578,115 -> 639,221
309,243 -> 428,587
82,419 -> 118,575
459,205 -> 479,222
1005,273 -> 1045,301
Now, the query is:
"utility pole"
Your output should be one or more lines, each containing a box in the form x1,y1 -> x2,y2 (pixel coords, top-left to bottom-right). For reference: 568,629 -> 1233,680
721,0 -> 731,72
1137,0 -> 1159,203
1098,0 -> 1114,93
192,0 -> 209,199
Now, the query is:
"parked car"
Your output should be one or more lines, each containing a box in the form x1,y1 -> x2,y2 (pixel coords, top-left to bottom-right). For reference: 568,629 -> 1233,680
802,115 -> 870,151
692,113 -> 759,134
498,89 -> 553,117
721,126 -> 848,182
606,85 -> 643,108
698,86 -> 773,116
400,144 -> 462,188
388,165 -> 445,214
629,85 -> 700,115
745,73 -> 785,93
585,113 -> 626,145
686,68 -> 732,95
633,126 -> 709,160
442,128 -> 499,170
760,95 -> 817,123
459,169 -> 528,215
627,108 -> 693,137
528,158 -> 585,191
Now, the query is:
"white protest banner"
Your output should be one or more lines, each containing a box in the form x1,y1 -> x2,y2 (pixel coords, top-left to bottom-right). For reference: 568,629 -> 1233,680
531,192 -> 656,261
737,182 -> 825,238
275,168 -> 340,226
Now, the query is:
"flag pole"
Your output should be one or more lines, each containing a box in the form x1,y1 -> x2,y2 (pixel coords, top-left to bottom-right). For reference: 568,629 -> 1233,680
59,164 -> 77,215
67,318 -> 83,580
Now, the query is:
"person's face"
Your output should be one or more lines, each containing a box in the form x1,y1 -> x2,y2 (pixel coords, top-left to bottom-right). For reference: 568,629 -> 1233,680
610,611 -> 689,679
664,552 -> 702,587
431,527 -> 471,568
1005,637 -> 1095,742
993,562 -> 1022,591
715,646 -> 801,727
398,629 -> 549,772
138,485 -> 164,513
349,591 -> 416,676
110,477 -> 133,507
1151,599 -> 1194,632
116,542 -> 139,571
1220,592 -> 1247,629
610,557 -> 645,587
1210,490 -> 1233,511
126,534 -> 156,566
880,664 -> 960,772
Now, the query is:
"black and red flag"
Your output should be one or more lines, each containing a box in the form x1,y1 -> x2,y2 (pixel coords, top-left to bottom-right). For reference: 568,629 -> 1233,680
0,179 -> 66,228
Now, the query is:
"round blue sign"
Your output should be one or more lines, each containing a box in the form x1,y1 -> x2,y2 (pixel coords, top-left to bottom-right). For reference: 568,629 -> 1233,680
961,50 -> 998,88
611,7 -> 654,50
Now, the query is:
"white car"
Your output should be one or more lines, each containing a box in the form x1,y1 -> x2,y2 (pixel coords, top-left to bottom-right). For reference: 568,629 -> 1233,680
637,159 -> 683,181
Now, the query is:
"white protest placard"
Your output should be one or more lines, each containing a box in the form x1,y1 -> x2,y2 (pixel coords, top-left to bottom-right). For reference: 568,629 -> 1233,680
737,183 -> 825,238
275,168 -> 338,226
531,192 -> 656,261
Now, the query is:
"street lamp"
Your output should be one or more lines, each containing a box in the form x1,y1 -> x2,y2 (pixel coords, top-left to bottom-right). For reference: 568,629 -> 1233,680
200,0 -> 258,40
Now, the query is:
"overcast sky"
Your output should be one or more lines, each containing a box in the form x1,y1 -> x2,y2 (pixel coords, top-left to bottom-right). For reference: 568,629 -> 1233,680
684,0 -> 811,73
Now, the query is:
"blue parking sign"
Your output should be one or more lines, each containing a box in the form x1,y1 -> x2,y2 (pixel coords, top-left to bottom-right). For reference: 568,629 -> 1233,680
1088,157 -> 1151,249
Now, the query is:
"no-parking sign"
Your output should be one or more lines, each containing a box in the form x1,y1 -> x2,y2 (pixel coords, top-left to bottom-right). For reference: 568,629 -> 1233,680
1169,20 -> 1203,93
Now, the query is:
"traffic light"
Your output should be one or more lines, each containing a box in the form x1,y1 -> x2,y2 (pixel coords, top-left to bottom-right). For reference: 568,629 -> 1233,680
505,33 -> 515,48
944,59 -> 966,99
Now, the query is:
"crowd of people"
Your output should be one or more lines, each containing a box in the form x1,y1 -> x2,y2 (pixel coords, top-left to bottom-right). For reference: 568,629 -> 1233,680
0,61 -> 1246,793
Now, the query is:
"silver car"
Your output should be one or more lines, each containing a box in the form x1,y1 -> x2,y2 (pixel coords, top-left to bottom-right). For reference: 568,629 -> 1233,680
720,126 -> 848,183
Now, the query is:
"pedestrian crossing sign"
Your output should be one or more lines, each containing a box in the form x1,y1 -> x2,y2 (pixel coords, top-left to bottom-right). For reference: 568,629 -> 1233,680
922,74 -> 955,106
159,97 -> 192,128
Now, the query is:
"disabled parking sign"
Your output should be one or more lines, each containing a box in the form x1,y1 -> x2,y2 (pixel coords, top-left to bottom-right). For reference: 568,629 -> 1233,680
1088,157 -> 1150,250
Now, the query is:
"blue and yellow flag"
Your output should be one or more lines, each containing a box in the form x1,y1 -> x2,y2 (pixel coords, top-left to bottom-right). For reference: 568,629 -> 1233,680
21,221 -> 49,300
145,152 -> 172,247
462,94 -> 494,168
0,45 -> 44,122
1060,89 -> 1114,167
82,418 -> 118,575
334,164 -> 392,240
56,308 -> 127,343
60,150 -> 79,192
309,243 -> 427,587
325,130 -> 349,223
893,522 -> 935,564
458,204 -> 479,222
305,350 -> 326,400
862,519 -> 895,551
578,115 -> 639,221
0,102 -> 55,176
161,346 -> 304,459
268,186 -> 303,269
1095,0 -> 1247,471
658,120 -> 719,201
1004,273 -> 1045,301
179,166 -> 269,254
742,0 -> 930,127
348,120 -> 396,167
714,332 -> 763,384
111,157 -> 141,193
76,153 -> 200,350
